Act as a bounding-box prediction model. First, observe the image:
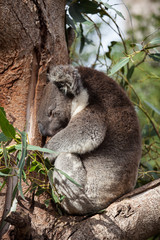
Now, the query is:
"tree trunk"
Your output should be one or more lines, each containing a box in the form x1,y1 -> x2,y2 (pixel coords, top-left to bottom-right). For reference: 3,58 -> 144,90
0,0 -> 69,146
0,0 -> 68,236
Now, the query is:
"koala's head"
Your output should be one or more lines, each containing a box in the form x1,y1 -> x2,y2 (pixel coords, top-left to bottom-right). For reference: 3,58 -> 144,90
37,65 -> 83,137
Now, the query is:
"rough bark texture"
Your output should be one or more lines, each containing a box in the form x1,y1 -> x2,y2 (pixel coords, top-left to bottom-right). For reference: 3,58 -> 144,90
0,0 -> 69,145
1,179 -> 160,240
0,0 -> 68,236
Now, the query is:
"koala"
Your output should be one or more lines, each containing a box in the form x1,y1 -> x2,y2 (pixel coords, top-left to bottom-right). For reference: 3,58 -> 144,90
37,65 -> 141,215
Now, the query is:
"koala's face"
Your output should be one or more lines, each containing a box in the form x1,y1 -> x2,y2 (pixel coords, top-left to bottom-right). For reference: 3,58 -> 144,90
37,82 -> 71,137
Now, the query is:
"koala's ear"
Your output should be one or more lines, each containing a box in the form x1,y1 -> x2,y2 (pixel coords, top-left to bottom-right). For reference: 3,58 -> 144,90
47,65 -> 83,97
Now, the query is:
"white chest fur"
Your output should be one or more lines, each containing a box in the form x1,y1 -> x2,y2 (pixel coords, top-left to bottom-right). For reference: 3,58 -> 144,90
71,89 -> 89,117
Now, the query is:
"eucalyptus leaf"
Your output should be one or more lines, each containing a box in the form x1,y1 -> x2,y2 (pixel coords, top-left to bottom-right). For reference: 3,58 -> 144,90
66,14 -> 76,29
69,4 -> 86,23
0,107 -> 6,116
47,169 -> 60,203
17,131 -> 27,200
148,53 -> 160,62
0,132 -> 11,142
2,145 -> 8,167
109,57 -> 130,76
144,101 -> 160,115
77,1 -> 100,14
54,168 -> 82,188
127,65 -> 135,80
0,109 -> 16,139
135,43 -> 143,51
0,168 -> 13,177
103,3 -> 125,20
15,144 -> 55,154
149,37 -> 160,45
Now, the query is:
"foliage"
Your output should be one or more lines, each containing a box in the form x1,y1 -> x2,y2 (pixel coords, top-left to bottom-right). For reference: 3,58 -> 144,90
0,107 -> 81,222
66,0 -> 160,186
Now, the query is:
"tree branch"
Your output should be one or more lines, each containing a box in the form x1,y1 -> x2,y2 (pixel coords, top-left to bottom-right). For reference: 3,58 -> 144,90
3,179 -> 160,240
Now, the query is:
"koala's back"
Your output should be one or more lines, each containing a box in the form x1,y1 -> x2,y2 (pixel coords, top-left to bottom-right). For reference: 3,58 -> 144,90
78,66 -> 141,151
77,67 -> 141,209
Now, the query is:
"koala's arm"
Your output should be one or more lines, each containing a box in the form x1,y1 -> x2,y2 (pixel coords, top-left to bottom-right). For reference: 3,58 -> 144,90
45,106 -> 107,161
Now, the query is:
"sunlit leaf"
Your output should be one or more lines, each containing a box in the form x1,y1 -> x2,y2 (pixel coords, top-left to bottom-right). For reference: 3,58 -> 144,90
109,57 -> 130,76
15,144 -> 55,154
104,3 -> 125,20
149,37 -> 160,45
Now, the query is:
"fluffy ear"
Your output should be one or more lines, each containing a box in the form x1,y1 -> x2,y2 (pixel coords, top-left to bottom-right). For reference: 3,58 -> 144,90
48,65 -> 83,97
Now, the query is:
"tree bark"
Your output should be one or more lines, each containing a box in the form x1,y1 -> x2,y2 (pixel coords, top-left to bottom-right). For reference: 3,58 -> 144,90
2,179 -> 160,240
0,0 -> 69,145
0,0 -> 68,236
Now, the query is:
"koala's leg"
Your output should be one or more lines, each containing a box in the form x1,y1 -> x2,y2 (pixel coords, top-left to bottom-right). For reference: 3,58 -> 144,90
53,153 -> 94,215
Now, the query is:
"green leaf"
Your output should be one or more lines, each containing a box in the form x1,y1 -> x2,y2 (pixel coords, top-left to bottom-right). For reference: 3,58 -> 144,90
0,180 -> 7,192
109,57 -> 130,76
149,37 -> 160,45
54,168 -> 82,188
0,132 -> 11,142
15,144 -> 55,154
79,23 -> 85,53
0,109 -> 16,139
0,168 -> 13,177
77,1 -> 100,14
29,165 -> 38,172
69,4 -> 86,23
104,3 -> 125,20
47,169 -> 54,186
0,107 -> 6,116
35,186 -> 45,196
51,189 -> 60,203
135,43 -> 143,51
144,101 -> 160,115
127,65 -> 135,80
106,41 -> 117,59
44,199 -> 50,208
17,131 -> 27,200
47,169 -> 60,203
2,144 -> 8,167
66,14 -> 76,30
148,53 -> 160,62
142,124 -> 157,138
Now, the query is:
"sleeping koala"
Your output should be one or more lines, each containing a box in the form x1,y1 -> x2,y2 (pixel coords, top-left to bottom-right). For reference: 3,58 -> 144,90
37,65 -> 141,215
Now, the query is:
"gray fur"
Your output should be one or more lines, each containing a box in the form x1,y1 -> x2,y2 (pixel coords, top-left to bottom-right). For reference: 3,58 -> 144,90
37,65 -> 141,215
